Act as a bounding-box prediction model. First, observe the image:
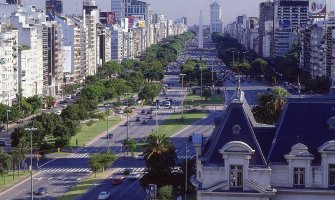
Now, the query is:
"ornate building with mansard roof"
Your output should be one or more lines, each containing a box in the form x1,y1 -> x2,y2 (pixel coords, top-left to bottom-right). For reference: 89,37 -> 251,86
191,86 -> 335,200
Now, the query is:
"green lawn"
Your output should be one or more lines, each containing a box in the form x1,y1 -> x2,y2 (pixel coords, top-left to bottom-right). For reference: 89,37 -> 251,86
0,171 -> 30,190
185,93 -> 224,106
59,171 -> 111,200
71,116 -> 122,147
157,111 -> 208,137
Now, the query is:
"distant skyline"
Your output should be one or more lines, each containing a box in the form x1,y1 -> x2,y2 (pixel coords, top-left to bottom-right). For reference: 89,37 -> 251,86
18,0 -> 335,25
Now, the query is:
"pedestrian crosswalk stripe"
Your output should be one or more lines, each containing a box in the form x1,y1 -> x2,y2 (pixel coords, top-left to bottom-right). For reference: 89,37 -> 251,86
40,167 -> 91,173
113,167 -> 146,173
66,153 -> 90,159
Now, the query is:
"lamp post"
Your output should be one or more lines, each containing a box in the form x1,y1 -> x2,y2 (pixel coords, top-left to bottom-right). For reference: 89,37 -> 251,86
179,73 -> 186,91
232,51 -> 235,64
155,100 -> 158,132
126,112 -> 129,140
6,110 -> 10,136
25,127 -> 37,200
200,66 -> 203,100
185,141 -> 188,200
179,74 -> 186,119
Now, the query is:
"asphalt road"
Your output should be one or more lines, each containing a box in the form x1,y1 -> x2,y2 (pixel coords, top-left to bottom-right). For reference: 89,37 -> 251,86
0,74 -> 186,200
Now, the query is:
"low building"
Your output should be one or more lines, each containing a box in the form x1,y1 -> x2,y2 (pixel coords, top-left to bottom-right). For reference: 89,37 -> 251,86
192,86 -> 335,200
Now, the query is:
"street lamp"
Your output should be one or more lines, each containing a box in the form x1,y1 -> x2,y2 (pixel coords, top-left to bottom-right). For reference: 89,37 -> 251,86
185,140 -> 188,200
25,127 -> 37,200
179,73 -> 186,91
6,110 -> 10,136
155,100 -> 158,132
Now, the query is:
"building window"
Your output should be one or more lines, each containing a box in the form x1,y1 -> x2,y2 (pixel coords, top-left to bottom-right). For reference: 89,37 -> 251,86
293,168 -> 305,186
230,165 -> 243,188
329,164 -> 335,187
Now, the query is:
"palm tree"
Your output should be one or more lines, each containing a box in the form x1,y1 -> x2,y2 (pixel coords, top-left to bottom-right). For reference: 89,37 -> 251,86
272,86 -> 289,112
252,93 -> 277,124
144,133 -> 177,175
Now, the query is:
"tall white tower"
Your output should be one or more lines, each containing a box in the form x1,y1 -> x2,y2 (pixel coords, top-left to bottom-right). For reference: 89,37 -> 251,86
210,2 -> 223,34
198,9 -> 203,49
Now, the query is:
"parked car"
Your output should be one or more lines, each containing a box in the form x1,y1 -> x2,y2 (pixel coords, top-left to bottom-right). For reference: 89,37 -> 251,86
35,187 -> 48,195
56,110 -> 62,115
128,172 -> 140,180
147,110 -> 152,115
136,117 -> 141,122
97,191 -> 110,200
140,110 -> 146,114
65,95 -> 72,99
142,119 -> 148,124
112,176 -> 123,185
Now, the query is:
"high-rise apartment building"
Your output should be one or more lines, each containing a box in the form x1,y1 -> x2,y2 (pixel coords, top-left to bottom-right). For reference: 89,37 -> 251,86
45,0 -> 63,15
259,1 -> 274,57
210,2 -> 223,34
0,23 -> 18,106
83,0 -> 100,76
111,0 -> 123,22
274,0 -> 309,57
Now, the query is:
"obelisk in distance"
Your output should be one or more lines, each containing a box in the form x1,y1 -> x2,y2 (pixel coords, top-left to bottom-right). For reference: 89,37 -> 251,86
198,9 -> 203,49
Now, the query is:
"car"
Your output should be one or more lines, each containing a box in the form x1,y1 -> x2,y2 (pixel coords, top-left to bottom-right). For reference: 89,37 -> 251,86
188,135 -> 193,142
149,115 -> 153,120
124,168 -> 133,175
140,110 -> 146,114
147,110 -> 152,115
65,95 -> 72,99
112,176 -> 123,185
56,110 -> 62,115
136,153 -> 144,160
97,191 -> 110,200
0,140 -> 6,146
128,172 -> 140,180
107,133 -> 113,139
136,117 -> 141,122
142,119 -> 148,124
35,187 -> 48,195
15,119 -> 22,123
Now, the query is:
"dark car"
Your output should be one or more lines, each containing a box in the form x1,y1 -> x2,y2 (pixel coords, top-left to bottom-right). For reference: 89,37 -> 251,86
136,117 -> 141,122
142,119 -> 148,124
35,187 -> 48,195
123,168 -> 133,175
140,110 -> 146,114
147,110 -> 152,115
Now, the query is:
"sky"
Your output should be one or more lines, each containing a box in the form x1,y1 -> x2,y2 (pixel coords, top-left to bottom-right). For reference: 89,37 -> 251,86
22,0 -> 335,25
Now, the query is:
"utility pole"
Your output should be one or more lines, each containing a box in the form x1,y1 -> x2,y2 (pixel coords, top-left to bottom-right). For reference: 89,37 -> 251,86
155,101 -> 158,132
232,51 -> 235,64
25,127 -> 37,200
126,112 -> 129,140
179,74 -> 186,119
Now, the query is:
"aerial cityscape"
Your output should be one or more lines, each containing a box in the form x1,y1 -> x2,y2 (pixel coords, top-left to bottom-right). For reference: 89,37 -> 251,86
0,0 -> 335,200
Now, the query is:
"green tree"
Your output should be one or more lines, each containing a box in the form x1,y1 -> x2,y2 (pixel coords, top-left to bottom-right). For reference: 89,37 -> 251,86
250,58 -> 268,77
61,83 -> 80,96
138,83 -> 161,104
100,60 -> 122,80
89,154 -> 102,177
202,88 -> 211,101
26,96 -> 42,113
252,93 -> 277,125
0,150 -> 12,185
158,185 -> 173,200
81,84 -> 105,100
272,86 -> 289,112
144,133 -> 176,175
123,139 -> 137,156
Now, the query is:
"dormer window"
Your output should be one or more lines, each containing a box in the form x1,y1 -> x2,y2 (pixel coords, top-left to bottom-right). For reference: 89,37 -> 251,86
293,168 -> 305,186
229,165 -> 243,188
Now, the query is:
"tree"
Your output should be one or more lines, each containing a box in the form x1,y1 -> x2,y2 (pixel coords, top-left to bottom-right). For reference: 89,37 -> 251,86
26,96 -> 42,113
138,83 -> 161,104
144,133 -> 176,176
61,83 -> 80,96
202,88 -> 211,101
158,185 -> 173,200
252,93 -> 277,125
250,58 -> 268,77
0,150 -> 12,185
89,154 -> 102,177
123,139 -> 137,156
272,87 -> 289,112
100,60 -> 122,80
81,84 -> 105,100
11,148 -> 25,176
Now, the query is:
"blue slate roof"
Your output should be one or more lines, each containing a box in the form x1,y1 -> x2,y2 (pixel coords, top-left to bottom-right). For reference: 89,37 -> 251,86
202,90 -> 275,167
267,97 -> 335,164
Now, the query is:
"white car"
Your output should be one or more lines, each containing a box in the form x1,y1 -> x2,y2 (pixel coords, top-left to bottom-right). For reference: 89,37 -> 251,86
97,191 -> 110,200
56,110 -> 62,115
128,172 -> 140,180
65,95 -> 72,99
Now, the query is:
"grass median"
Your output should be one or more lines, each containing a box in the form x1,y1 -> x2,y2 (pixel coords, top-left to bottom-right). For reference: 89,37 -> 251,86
59,171 -> 111,200
0,171 -> 30,190
185,93 -> 224,106
71,116 -> 122,147
157,111 -> 208,137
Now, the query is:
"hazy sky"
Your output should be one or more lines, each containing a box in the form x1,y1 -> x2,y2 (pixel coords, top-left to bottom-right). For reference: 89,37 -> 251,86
23,0 -> 335,25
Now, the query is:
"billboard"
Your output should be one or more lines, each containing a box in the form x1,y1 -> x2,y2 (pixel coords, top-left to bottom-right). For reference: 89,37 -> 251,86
100,12 -> 116,25
309,0 -> 326,17
126,15 -> 145,29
